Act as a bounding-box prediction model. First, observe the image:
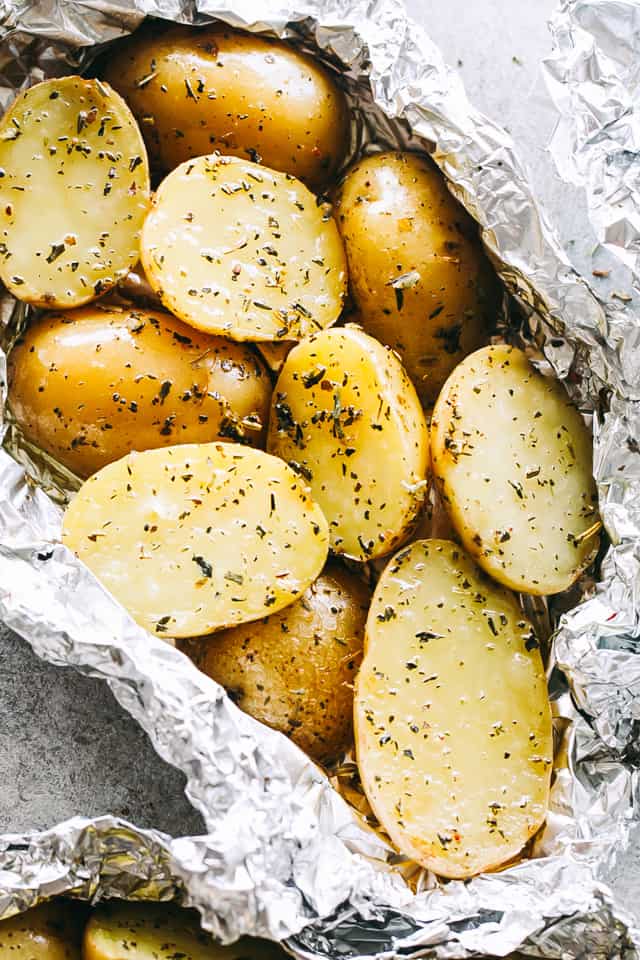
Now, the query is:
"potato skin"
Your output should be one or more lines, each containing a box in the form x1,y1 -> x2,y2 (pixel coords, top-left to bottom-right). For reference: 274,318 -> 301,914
8,305 -> 272,478
0,902 -> 86,960
196,565 -> 369,763
103,24 -> 349,189
334,152 -> 500,406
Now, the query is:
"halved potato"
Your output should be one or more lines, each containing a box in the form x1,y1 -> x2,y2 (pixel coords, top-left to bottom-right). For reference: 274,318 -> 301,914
84,902 -> 285,960
197,564 -> 370,763
354,539 -> 552,879
0,902 -> 85,960
267,325 -> 429,560
62,442 -> 329,637
431,344 -> 600,595
0,77 -> 149,308
8,304 -> 272,477
140,154 -> 347,341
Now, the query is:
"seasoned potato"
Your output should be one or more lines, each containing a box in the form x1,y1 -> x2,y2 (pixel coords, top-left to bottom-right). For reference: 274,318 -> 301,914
0,77 -> 149,308
267,325 -> 429,560
334,152 -> 499,406
431,344 -> 600,595
103,23 -> 349,189
8,305 -> 272,478
198,564 -> 369,763
141,155 -> 347,341
355,539 -> 552,878
62,443 -> 329,637
84,902 -> 285,960
0,901 -> 85,960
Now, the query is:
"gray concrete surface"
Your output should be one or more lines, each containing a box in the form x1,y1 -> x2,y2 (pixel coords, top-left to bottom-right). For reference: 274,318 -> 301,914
0,0 -> 591,837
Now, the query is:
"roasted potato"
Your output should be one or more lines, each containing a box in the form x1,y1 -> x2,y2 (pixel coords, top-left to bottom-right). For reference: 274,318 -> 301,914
141,155 -> 347,341
267,325 -> 429,560
431,344 -> 600,595
84,902 -> 285,960
197,564 -> 369,763
334,152 -> 499,406
103,23 -> 349,189
62,443 -> 329,637
0,901 -> 86,960
8,305 -> 272,478
354,539 -> 552,878
0,77 -> 149,308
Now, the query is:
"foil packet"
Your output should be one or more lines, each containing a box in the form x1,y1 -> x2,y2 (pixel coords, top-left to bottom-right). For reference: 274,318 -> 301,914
0,0 -> 638,957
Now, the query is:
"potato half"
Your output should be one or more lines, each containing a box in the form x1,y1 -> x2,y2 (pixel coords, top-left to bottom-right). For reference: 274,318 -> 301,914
103,23 -> 349,189
84,902 -> 285,960
62,443 -> 329,637
267,325 -> 429,560
198,564 -> 370,763
0,902 -> 85,960
334,152 -> 499,406
0,77 -> 149,308
431,344 -> 600,595
354,539 -> 552,878
141,155 -> 347,341
8,305 -> 272,478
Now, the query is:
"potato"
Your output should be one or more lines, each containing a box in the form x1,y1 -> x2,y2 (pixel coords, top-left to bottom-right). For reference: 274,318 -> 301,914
431,344 -> 600,595
141,155 -> 347,342
103,23 -> 349,189
354,539 -> 552,879
334,152 -> 500,406
0,901 -> 85,960
197,564 -> 369,763
0,77 -> 149,308
255,339 -> 294,376
267,325 -> 429,560
84,902 -> 285,960
62,442 -> 329,637
8,304 -> 272,478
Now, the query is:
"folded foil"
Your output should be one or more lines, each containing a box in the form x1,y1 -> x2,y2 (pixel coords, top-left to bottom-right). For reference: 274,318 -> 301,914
0,0 -> 639,956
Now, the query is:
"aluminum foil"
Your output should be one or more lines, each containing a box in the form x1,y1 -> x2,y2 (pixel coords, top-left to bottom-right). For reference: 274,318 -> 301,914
0,0 -> 639,956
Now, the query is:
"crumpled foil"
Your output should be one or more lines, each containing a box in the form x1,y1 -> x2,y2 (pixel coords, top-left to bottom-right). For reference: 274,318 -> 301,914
0,0 -> 639,956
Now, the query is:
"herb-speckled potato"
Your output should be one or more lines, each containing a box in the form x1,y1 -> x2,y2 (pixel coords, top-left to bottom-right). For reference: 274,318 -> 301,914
103,23 -> 349,189
355,539 -> 552,879
62,443 -> 329,637
197,564 -> 369,763
334,152 -> 500,406
267,325 -> 429,560
0,77 -> 149,308
84,902 -> 285,960
0,902 -> 85,960
8,305 -> 272,478
431,344 -> 600,595
141,155 -> 347,341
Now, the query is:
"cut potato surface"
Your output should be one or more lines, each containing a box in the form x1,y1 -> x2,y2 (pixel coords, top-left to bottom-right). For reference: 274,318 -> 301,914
8,304 -> 272,478
84,902 -> 286,960
198,564 -> 369,763
62,443 -> 329,637
355,539 -> 552,878
141,154 -> 347,341
0,902 -> 85,960
0,77 -> 149,308
267,326 -> 429,560
431,344 -> 600,595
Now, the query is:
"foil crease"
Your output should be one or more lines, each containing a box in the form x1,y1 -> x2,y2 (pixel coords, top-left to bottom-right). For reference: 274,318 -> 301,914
0,0 -> 638,956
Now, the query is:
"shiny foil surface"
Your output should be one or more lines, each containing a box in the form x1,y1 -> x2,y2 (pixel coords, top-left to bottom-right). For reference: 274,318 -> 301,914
0,0 -> 638,956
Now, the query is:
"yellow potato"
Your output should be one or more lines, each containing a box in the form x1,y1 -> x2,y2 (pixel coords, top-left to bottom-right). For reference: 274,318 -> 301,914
8,305 -> 272,478
103,23 -> 349,189
83,902 -> 285,960
267,325 -> 429,560
62,443 -> 329,637
431,344 -> 600,595
0,77 -> 149,308
0,901 -> 86,960
355,539 -> 552,879
141,155 -> 347,341
334,152 -> 499,406
197,564 -> 370,763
